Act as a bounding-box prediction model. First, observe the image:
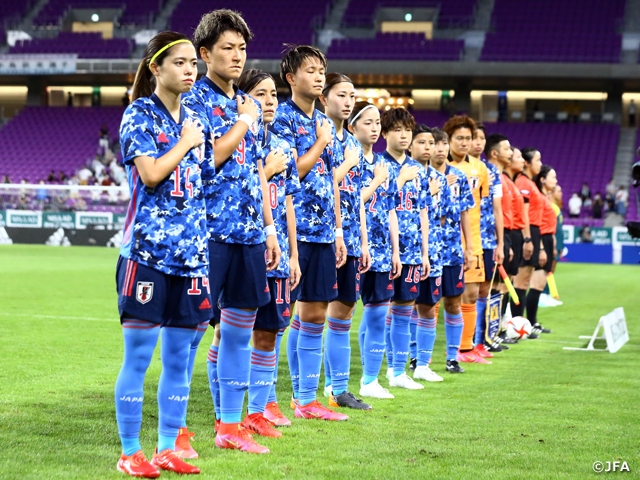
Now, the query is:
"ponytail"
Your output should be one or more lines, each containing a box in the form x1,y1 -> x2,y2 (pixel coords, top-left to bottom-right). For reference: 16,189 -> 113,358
131,31 -> 191,101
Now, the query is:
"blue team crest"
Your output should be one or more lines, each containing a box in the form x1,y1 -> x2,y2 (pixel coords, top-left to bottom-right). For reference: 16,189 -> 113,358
136,281 -> 154,304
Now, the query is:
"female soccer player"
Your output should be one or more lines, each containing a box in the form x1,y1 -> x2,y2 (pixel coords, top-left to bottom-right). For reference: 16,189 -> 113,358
319,73 -> 372,410
115,31 -> 210,477
236,69 -> 301,434
349,101 -> 401,399
272,45 -> 348,421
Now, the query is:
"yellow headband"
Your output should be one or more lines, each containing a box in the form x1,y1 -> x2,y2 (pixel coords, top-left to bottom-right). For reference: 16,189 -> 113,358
149,39 -> 192,68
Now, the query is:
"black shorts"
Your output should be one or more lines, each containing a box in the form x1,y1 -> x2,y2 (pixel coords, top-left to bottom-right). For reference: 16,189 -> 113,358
416,276 -> 443,306
441,264 -> 465,298
255,277 -> 291,331
391,264 -> 421,302
505,229 -> 523,276
360,270 -> 394,305
290,242 -> 338,303
335,256 -> 361,303
537,233 -> 554,273
520,225 -> 541,269
483,249 -> 496,282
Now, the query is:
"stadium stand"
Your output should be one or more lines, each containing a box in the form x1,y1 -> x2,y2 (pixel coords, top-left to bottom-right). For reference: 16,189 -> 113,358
0,106 -> 125,184
33,0 -> 164,27
327,33 -> 464,61
342,0 -> 477,28
480,0 -> 625,63
170,0 -> 329,58
9,32 -> 132,58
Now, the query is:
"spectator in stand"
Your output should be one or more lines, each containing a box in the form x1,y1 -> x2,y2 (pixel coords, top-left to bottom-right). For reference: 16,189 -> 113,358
99,124 -> 110,150
59,171 -> 69,183
120,178 -> 130,203
605,178 -> 616,210
2,174 -> 11,183
90,187 -> 101,205
36,180 -> 48,208
47,170 -> 57,182
91,155 -> 106,177
78,165 -> 93,185
580,182 -> 592,208
568,192 -> 582,218
579,226 -> 593,243
592,193 -> 604,219
615,185 -> 629,216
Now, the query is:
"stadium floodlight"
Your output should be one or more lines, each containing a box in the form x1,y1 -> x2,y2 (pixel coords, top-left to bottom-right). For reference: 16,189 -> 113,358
91,13 -> 99,22
405,13 -> 412,22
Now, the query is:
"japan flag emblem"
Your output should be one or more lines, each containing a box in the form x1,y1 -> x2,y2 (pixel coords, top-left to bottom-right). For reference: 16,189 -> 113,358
136,281 -> 154,304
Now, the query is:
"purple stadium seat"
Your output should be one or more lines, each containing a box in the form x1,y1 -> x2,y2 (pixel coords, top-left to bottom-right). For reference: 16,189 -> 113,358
343,0 -> 477,28
33,0 -> 164,26
9,32 -> 132,58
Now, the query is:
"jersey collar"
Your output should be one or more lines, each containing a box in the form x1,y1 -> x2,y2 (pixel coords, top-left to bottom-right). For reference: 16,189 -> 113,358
382,150 -> 407,165
447,153 -> 470,163
286,98 -> 316,120
202,75 -> 241,99
150,93 -> 186,125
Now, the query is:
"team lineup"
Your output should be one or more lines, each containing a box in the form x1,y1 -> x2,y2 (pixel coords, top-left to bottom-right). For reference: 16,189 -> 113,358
113,9 -> 561,478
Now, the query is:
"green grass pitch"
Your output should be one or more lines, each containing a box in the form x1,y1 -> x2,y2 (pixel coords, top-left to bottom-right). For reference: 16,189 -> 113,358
0,245 -> 638,479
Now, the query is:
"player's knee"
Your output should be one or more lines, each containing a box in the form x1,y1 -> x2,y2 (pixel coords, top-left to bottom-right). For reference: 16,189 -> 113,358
252,329 -> 278,351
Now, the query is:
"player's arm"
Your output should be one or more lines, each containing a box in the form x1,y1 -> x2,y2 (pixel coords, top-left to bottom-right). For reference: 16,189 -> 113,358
389,208 -> 402,279
212,95 -> 259,168
359,200 -> 371,273
333,146 -> 359,183
493,195 -> 505,264
286,194 -> 301,289
263,148 -> 288,180
134,119 -> 203,188
258,159 -> 280,271
461,209 -> 473,271
396,164 -> 420,190
361,162 -> 388,202
333,171 -> 347,268
297,119 -> 333,178
522,201 -> 533,260
419,207 -> 430,280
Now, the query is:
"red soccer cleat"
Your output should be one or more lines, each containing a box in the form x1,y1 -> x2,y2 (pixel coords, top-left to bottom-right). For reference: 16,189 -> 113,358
174,427 -> 198,459
294,400 -> 349,421
242,412 -> 282,438
151,448 -> 200,474
116,450 -> 160,479
473,344 -> 494,359
215,419 -> 221,433
215,423 -> 270,454
264,401 -> 292,427
457,350 -> 492,364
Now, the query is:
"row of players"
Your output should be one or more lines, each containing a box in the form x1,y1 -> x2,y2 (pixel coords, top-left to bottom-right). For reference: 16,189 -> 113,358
113,9 -> 560,478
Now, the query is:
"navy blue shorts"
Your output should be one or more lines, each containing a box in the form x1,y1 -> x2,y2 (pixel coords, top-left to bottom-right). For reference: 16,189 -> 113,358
416,276 -> 443,306
291,242 -> 337,303
521,225 -> 541,268
208,241 -> 270,324
335,256 -> 361,303
360,270 -> 394,305
255,277 -> 291,331
391,264 -> 421,302
441,264 -> 465,298
483,249 -> 496,282
116,256 -> 213,328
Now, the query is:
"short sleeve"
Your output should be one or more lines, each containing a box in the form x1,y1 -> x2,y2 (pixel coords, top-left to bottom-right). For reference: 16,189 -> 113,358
120,104 -> 158,165
480,162 -> 490,198
271,114 -> 296,151
460,173 -> 475,212
420,168 -> 432,210
285,151 -> 301,196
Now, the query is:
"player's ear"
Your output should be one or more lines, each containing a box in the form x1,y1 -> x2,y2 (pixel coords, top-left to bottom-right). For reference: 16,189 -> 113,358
347,124 -> 355,134
285,72 -> 295,89
318,94 -> 328,107
200,46 -> 211,63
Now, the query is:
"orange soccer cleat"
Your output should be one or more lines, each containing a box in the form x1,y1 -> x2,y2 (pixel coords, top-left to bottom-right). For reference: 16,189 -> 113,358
294,400 -> 349,421
242,413 -> 282,438
264,401 -> 292,426
215,423 -> 270,454
151,448 -> 200,475
457,350 -> 492,364
174,427 -> 198,459
472,344 -> 494,359
116,450 -> 160,479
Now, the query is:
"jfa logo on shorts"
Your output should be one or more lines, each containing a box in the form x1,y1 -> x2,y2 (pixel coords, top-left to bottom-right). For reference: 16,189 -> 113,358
136,281 -> 154,304
469,176 -> 479,190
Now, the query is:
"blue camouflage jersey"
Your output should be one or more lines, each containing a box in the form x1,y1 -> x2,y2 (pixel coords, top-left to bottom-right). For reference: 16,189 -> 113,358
423,165 -> 451,278
264,128 -> 301,278
361,152 -> 398,272
335,130 -> 363,257
271,99 -> 336,244
383,151 -> 431,266
119,94 -> 212,277
441,163 -> 475,267
480,160 -> 502,250
183,76 -> 266,245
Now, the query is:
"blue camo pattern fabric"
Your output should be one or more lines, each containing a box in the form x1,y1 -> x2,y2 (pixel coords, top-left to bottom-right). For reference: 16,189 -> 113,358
441,163 -> 475,267
361,153 -> 398,272
271,99 -> 337,244
335,130 -> 363,257
480,160 -> 502,249
263,129 -> 301,278
423,165 -> 451,278
383,151 -> 431,266
183,77 -> 266,245
119,94 -> 211,278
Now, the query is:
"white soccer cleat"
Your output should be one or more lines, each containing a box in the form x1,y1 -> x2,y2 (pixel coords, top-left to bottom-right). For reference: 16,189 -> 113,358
359,378 -> 394,399
413,365 -> 443,382
388,372 -> 424,390
323,385 -> 332,398
385,367 -> 393,380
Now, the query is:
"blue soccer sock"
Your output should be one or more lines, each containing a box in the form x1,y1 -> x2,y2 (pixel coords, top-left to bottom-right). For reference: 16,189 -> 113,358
474,297 -> 488,346
248,348 -> 276,415
297,319 -> 325,406
416,316 -> 437,367
409,308 -> 418,359
287,314 -> 301,399
391,305 -> 413,376
218,308 -> 256,424
115,320 -> 159,455
361,302 -> 389,385
384,309 -> 393,368
323,335 -> 331,389
157,326 -> 197,452
182,321 -> 208,426
267,328 -> 285,404
206,345 -> 220,420
358,314 -> 366,367
326,317 -> 351,395
444,311 -> 464,361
